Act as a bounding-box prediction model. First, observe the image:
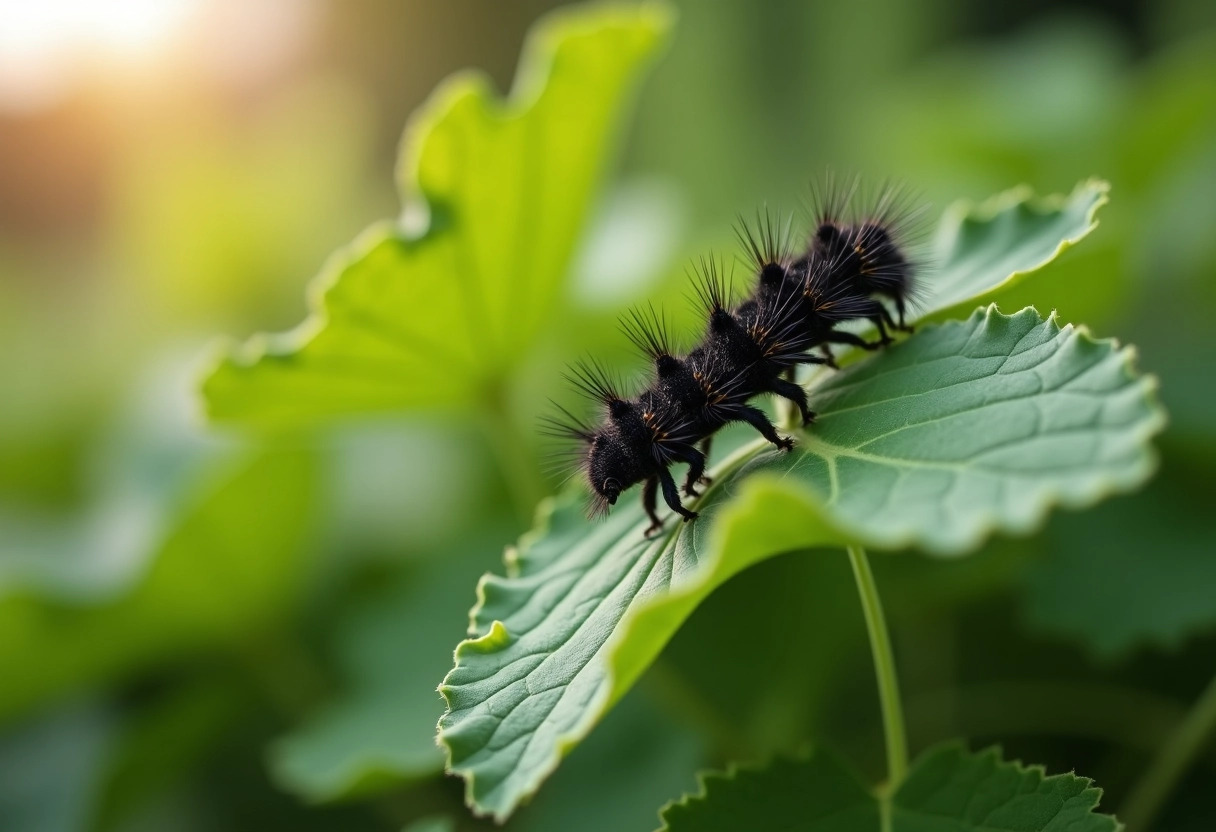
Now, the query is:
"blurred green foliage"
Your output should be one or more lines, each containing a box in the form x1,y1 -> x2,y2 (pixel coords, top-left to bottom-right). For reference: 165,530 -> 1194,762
2,0 -> 1215,830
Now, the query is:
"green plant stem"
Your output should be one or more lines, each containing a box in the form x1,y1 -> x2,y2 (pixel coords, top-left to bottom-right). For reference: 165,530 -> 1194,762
1123,670 -> 1216,831
847,545 -> 909,793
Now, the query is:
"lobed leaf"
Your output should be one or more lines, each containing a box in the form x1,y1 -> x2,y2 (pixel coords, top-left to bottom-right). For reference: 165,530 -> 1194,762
439,306 -> 1163,818
658,745 -> 1121,832
201,2 -> 674,429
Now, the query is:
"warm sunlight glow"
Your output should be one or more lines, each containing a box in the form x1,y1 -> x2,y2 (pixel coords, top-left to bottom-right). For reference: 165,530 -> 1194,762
0,0 -> 203,110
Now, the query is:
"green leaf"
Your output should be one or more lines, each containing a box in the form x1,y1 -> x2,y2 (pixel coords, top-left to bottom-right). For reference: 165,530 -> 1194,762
94,679 -> 247,829
269,559 -> 491,801
0,449 -> 317,723
401,817 -> 454,832
439,306 -> 1163,818
0,365 -> 222,603
511,687 -> 703,832
658,751 -> 878,831
1022,473 -> 1216,658
0,703 -> 116,832
893,745 -> 1120,831
201,2 -> 674,429
658,745 -> 1121,832
920,179 -> 1109,322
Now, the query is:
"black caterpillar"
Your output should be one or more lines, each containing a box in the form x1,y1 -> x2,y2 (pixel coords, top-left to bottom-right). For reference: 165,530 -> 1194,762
546,178 -> 924,537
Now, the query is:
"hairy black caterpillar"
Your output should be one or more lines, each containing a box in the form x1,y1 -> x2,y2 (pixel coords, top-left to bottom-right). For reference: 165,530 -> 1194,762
545,178 -> 924,537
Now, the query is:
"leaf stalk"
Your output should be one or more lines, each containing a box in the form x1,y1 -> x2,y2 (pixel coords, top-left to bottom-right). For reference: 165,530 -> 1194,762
1123,670 -> 1216,830
847,545 -> 909,790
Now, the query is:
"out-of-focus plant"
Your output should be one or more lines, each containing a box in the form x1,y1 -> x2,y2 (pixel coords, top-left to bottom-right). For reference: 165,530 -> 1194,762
201,4 -> 1204,831
5,1 -> 1216,831
203,0 -> 677,807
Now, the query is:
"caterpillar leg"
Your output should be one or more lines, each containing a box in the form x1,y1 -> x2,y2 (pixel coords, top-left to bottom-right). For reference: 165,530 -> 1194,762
642,476 -> 664,537
696,437 -> 714,486
674,446 -> 707,498
825,330 -> 882,352
769,377 -> 815,425
894,297 -> 914,332
736,404 -> 795,451
658,467 -> 699,523
870,314 -> 894,346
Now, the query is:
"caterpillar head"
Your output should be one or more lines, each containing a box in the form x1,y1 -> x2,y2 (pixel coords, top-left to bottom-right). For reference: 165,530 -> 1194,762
585,404 -> 649,517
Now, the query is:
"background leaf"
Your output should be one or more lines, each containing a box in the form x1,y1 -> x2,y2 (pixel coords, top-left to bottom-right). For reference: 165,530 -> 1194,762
269,558 -> 492,801
892,745 -> 1121,831
1022,471 -> 1216,659
0,704 -> 116,832
921,180 -> 1108,322
202,3 -> 674,429
658,751 -> 877,832
439,305 -> 1163,819
658,745 -> 1121,831
510,686 -> 703,832
0,450 -> 317,723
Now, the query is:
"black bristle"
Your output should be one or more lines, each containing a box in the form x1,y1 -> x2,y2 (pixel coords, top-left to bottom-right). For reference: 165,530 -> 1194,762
564,357 -> 625,406
734,207 -> 793,283
538,401 -> 595,443
807,169 -> 860,235
620,302 -> 674,362
687,256 -> 734,317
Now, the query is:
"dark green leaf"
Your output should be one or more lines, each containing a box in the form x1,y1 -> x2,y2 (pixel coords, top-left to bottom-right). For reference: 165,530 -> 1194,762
658,745 -> 1121,832
892,745 -> 1121,832
659,751 -> 876,832
1023,473 -> 1216,658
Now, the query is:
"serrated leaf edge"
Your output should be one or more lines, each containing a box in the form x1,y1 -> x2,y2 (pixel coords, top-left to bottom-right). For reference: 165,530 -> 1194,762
925,178 -> 1111,321
656,743 -> 1124,832
895,743 -> 1125,831
654,748 -> 869,829
792,304 -> 1167,556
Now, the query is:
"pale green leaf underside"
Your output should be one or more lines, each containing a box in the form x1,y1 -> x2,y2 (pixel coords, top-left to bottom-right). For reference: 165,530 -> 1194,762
201,2 -> 673,427
659,745 -> 1121,832
439,306 -> 1162,819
